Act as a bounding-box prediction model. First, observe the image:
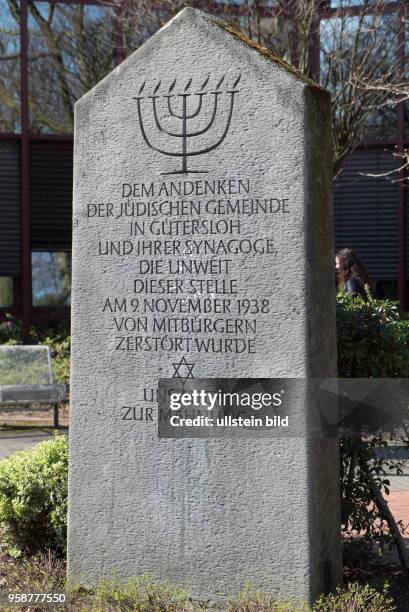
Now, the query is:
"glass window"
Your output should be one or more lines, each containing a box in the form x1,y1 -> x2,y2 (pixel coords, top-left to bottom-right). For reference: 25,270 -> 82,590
330,1 -> 366,6
32,251 -> 71,306
0,277 -> 13,308
331,1 -> 396,6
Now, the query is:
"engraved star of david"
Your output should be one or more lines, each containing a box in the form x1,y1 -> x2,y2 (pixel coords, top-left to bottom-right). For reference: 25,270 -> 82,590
172,356 -> 195,384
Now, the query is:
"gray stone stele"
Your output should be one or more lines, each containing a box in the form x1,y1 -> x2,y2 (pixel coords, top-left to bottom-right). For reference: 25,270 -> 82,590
68,7 -> 342,604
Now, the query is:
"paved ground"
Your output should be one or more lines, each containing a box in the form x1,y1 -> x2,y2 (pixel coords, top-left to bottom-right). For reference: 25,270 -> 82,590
389,474 -> 409,492
0,430 -> 63,460
389,491 -> 409,526
381,459 -> 409,542
388,481 -> 409,545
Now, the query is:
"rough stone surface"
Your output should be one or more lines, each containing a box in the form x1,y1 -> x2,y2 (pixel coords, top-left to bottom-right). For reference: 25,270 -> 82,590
68,8 -> 342,603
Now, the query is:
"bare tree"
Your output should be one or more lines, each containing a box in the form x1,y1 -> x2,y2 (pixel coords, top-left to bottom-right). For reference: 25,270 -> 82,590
319,0 -> 401,176
0,0 -> 404,177
0,1 -> 118,133
0,3 -> 20,132
204,0 -> 401,177
106,0 -> 403,177
351,78 -> 409,181
0,0 -> 183,132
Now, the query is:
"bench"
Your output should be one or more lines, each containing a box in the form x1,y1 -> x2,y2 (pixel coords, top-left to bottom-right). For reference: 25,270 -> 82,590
0,346 -> 66,427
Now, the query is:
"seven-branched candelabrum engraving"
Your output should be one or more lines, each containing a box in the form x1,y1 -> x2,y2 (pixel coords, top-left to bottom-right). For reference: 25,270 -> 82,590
134,75 -> 241,175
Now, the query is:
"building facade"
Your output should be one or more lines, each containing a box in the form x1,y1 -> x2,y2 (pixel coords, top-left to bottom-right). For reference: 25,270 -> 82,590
0,0 -> 407,324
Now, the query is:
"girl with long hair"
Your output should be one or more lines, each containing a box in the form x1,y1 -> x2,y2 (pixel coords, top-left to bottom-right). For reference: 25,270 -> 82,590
335,248 -> 373,297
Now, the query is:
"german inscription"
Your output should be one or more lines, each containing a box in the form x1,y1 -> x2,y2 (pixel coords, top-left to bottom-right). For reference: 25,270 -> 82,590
88,174 -> 289,356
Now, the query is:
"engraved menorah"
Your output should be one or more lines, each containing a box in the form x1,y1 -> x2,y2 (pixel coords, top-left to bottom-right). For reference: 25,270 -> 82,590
134,75 -> 241,175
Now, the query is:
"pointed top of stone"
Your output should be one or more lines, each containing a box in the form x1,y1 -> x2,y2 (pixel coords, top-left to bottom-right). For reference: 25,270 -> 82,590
176,7 -> 324,91
76,7 -> 326,107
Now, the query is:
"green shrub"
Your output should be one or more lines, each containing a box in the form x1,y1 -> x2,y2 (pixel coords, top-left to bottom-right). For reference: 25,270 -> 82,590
226,584 -> 307,611
313,582 -> 394,612
337,293 -> 409,545
224,582 -> 395,612
91,575 -> 208,612
336,292 -> 409,377
41,333 -> 71,384
0,435 -> 68,556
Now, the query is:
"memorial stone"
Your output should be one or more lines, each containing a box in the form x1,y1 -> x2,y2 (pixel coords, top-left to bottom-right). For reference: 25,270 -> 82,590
68,8 -> 342,603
